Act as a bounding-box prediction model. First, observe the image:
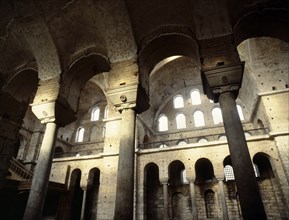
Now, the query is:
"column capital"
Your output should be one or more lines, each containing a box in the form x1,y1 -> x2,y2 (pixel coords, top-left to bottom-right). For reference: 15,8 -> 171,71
160,177 -> 169,185
31,100 -> 57,124
216,177 -> 225,182
114,103 -> 136,113
201,62 -> 245,102
107,83 -> 149,114
31,99 -> 76,126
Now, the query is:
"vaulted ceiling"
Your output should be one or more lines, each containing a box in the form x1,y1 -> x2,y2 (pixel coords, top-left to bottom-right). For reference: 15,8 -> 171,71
1,0 -> 288,125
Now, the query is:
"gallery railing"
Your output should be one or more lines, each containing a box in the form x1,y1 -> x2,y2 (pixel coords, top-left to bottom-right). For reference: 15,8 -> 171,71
138,127 -> 269,150
9,157 -> 33,179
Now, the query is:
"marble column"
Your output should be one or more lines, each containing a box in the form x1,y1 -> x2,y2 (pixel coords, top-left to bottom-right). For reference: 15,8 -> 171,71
23,122 -> 58,220
218,179 -> 229,220
189,181 -> 198,220
80,188 -> 87,220
219,92 -> 266,219
114,108 -> 136,220
162,182 -> 169,220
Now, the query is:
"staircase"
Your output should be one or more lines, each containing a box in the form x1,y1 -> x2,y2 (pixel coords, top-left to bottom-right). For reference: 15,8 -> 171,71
7,157 -> 33,180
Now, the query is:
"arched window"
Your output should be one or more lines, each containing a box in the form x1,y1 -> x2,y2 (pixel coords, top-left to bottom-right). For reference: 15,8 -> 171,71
219,135 -> 227,141
168,160 -> 186,186
195,158 -> 215,184
224,165 -> 235,181
237,105 -> 244,121
76,127 -> 85,142
253,153 -> 274,179
181,169 -> 189,184
159,144 -> 168,148
173,95 -> 184,109
212,107 -> 223,124
198,138 -> 208,143
176,113 -> 186,129
191,89 -> 201,105
104,106 -> 108,119
158,115 -> 168,132
91,107 -> 100,121
194,111 -> 205,127
178,140 -> 187,146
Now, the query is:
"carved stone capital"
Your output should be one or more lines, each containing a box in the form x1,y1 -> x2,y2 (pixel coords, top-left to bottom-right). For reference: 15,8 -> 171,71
31,99 -> 76,126
107,83 -> 149,113
31,100 -> 56,123
201,62 -> 245,102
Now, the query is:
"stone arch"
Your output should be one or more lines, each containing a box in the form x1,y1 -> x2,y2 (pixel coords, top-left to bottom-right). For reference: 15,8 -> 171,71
138,33 -> 200,96
253,152 -> 274,179
61,53 -> 110,112
144,162 -> 162,220
223,156 -> 241,219
233,8 -> 289,45
2,68 -> 38,104
21,18 -> 62,81
253,152 -> 288,219
168,160 -> 191,219
85,168 -> 101,220
61,168 -> 83,220
195,158 -> 215,184
0,68 -> 39,182
168,160 -> 186,186
223,156 -> 235,181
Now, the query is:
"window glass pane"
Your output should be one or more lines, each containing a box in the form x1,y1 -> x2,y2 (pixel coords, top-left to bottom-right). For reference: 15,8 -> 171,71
176,113 -> 186,129
194,111 -> 205,127
198,138 -> 208,143
91,107 -> 100,121
104,106 -> 108,119
181,169 -> 189,184
191,90 -> 201,105
159,144 -> 168,148
212,107 -> 223,124
159,115 -> 168,131
224,165 -> 235,181
173,95 -> 184,109
237,105 -> 244,121
178,140 -> 187,146
76,127 -> 85,142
